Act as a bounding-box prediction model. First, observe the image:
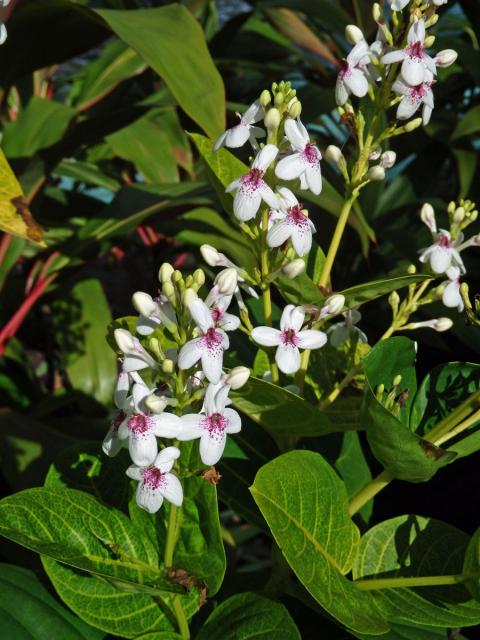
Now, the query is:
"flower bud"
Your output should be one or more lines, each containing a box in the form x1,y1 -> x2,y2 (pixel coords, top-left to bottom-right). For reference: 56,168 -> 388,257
404,117 -> 423,132
424,35 -> 435,48
182,287 -> 198,307
372,3 -> 382,22
380,150 -> 396,169
288,100 -> 302,118
264,107 -> 281,132
260,89 -> 271,108
320,294 -> 345,318
144,394 -> 169,414
433,317 -> 453,332
274,92 -> 284,107
420,202 -> 437,233
158,262 -> 174,283
325,145 -> 344,165
345,24 -> 364,45
132,291 -> 157,317
453,206 -> 465,223
114,328 -> 135,353
161,359 -> 175,374
367,165 -> 385,181
215,267 -> 238,295
471,211 -> 478,222
162,281 -> 176,305
200,244 -> 221,267
389,291 -> 400,314
369,148 -> 381,161
193,268 -> 205,288
407,264 -> 416,274
281,258 -> 305,279
226,366 -> 250,390
393,374 -> 402,387
172,270 -> 182,284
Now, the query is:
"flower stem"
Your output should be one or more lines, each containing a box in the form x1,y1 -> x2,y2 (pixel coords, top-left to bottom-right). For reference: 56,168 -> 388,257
348,469 -> 393,516
261,208 -> 279,383
425,388 -> 480,445
354,573 -> 468,591
164,504 -> 190,639
434,408 -> 480,446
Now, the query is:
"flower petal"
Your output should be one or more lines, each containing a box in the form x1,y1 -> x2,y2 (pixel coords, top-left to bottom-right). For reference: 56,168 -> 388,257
252,144 -> 278,171
397,96 -> 420,120
277,187 -> 298,209
329,324 -> 350,348
297,329 -> 327,349
284,118 -> 307,151
213,130 -> 228,152
275,344 -> 301,374
220,312 -> 241,331
442,281 -> 462,309
225,123 -> 251,148
136,315 -> 161,336
199,431 -> 226,466
267,220 -> 292,248
129,432 -> 158,467
243,100 -> 263,124
102,426 -> 123,457
335,77 -> 349,106
122,355 -> 151,372
280,304 -> 295,331
224,408 -> 242,434
304,163 -> 322,196
152,413 -> 181,438
250,326 -> 282,347
291,227 -> 312,256
189,298 -> 213,332
178,338 -> 203,371
430,246 -> 452,273
381,50 -> 406,65
114,371 -> 130,410
178,414 -> 204,440
201,348 -> 224,384
258,182 -> 280,210
136,483 -> 164,513
275,153 -> 305,181
154,446 -> 181,473
160,473 -> 183,507
344,68 -> 369,98
401,58 -> 425,85
233,184 -> 262,221
289,306 -> 305,332
126,465 -> 142,481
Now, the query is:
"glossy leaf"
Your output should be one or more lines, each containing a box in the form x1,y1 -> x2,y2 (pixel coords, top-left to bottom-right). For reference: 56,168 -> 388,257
0,563 -> 104,640
53,159 -> 121,191
0,147 -> 43,243
250,450 -> 389,634
340,275 -> 432,310
353,515 -> 480,630
335,431 -> 373,524
463,527 -> 480,600
362,338 -> 456,482
96,5 -> 225,139
196,592 -> 301,640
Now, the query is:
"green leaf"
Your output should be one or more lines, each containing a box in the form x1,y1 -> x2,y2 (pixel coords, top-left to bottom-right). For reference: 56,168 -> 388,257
451,104 -> 480,140
70,38 -> 146,110
353,515 -> 480,630
2,97 -> 75,158
0,563 -> 104,640
340,275 -> 432,310
53,159 -> 121,191
463,527 -> 480,600
96,5 -> 225,139
231,377 -> 334,439
334,431 -> 373,524
196,592 -> 301,640
250,450 -> 389,634
51,279 -> 117,406
362,338 -> 456,482
452,148 -> 477,197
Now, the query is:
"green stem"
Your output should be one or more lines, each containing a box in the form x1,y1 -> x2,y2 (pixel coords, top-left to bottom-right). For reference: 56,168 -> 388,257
164,504 -> 190,639
261,207 -> 279,384
425,388 -> 480,445
354,573 -> 466,591
348,470 -> 393,516
434,409 -> 480,446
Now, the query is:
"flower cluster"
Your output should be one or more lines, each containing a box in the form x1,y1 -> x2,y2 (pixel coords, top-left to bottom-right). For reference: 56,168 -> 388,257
103,264 -> 250,513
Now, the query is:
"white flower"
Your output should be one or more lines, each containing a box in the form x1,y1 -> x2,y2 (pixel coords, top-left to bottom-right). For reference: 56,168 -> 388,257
442,267 -> 464,311
328,309 -> 368,347
114,328 -> 156,372
102,371 -> 132,457
178,299 -> 229,384
419,229 -> 465,274
434,49 -> 457,68
267,187 -> 316,257
127,447 -> 183,514
382,20 -> 436,86
420,202 -> 437,233
204,282 -> 240,332
132,292 -> 176,335
388,0 -> 410,10
431,0 -> 448,5
178,384 -> 241,466
213,100 -> 265,152
225,145 -> 279,221
275,119 -> 322,195
392,72 -> 434,125
335,41 -> 371,106
251,304 -> 327,375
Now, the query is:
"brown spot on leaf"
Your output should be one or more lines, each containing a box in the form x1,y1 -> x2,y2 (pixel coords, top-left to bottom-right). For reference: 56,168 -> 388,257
420,440 -> 445,461
202,466 -> 221,484
11,195 -> 43,242
166,568 -> 196,591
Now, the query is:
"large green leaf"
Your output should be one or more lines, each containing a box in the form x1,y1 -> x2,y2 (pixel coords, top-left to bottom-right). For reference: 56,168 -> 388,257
340,275 -> 432,310
0,563 -> 104,640
334,431 -> 373,524
362,338 -> 456,482
96,5 -> 225,139
231,377 -> 334,439
52,279 -> 117,406
2,97 -> 76,158
451,104 -> 480,140
250,450 -> 389,634
463,527 -> 480,600
353,515 -> 480,630
196,592 -> 301,640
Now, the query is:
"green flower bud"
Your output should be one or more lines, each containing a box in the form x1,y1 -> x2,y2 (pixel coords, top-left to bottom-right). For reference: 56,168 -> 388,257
260,89 -> 271,108
264,107 -> 281,132
158,262 -> 174,283
274,92 -> 284,107
162,359 -> 175,374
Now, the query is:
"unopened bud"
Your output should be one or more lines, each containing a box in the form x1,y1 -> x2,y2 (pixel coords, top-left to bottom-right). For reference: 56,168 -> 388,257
407,264 -> 417,274
132,291 -> 156,317
471,211 -> 478,222
200,244 -> 221,267
380,150 -> 396,169
420,202 -> 437,233
162,281 -> 176,304
320,294 -> 345,318
281,258 -> 305,279
453,206 -> 465,223
447,201 -> 456,214
172,270 -> 182,284
144,394 -> 169,414
260,89 -> 271,108
182,287 -> 198,307
369,148 -> 381,161
389,291 -> 400,314
325,145 -> 344,165
435,49 -> 457,68
345,24 -> 364,45
424,35 -> 435,48
367,165 -> 385,181
264,107 -> 281,131
404,117 -> 423,132
158,262 -> 174,283
114,328 -> 135,353
161,359 -> 175,374
373,3 -> 382,22
393,374 -> 402,387
288,100 -> 302,118
433,317 -> 453,332
274,92 -> 284,107
226,366 -> 250,390
193,268 -> 205,288
215,267 -> 238,296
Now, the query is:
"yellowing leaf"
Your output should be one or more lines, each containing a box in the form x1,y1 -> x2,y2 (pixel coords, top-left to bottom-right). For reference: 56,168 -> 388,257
0,147 -> 44,244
